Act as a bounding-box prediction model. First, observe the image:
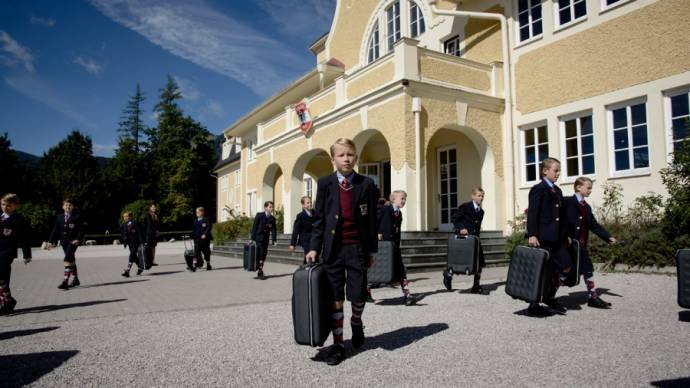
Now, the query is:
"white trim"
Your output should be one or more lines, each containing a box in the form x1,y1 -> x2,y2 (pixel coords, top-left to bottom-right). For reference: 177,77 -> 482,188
558,110 -> 596,182
436,145 -> 458,231
515,0 -> 544,45
606,97 -> 651,178
519,120 -> 549,188
663,86 -> 690,162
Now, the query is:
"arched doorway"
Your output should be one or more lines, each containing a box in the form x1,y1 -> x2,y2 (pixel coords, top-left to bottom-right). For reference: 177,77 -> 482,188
287,149 -> 333,233
262,163 -> 284,212
353,129 -> 392,199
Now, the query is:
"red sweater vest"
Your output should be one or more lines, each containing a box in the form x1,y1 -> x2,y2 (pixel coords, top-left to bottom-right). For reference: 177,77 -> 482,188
577,201 -> 589,246
339,182 -> 359,245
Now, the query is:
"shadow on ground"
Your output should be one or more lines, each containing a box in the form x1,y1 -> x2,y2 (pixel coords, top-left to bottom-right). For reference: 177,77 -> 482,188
458,281 -> 506,295
0,326 -> 59,341
11,299 -> 127,315
79,279 -> 149,289
0,350 -> 78,388
147,271 -> 184,276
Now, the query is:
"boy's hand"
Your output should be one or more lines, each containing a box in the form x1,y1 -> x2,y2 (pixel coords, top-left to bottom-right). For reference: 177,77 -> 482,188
368,255 -> 375,268
528,236 -> 540,247
201,234 -> 206,240
71,240 -> 80,246
305,250 -> 318,263
378,233 -> 383,241
288,245 -> 295,252
460,229 -> 468,235
609,237 -> 617,245
567,237 -> 572,246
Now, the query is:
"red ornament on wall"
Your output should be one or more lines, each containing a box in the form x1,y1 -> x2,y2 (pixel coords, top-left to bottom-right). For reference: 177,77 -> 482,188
295,102 -> 313,134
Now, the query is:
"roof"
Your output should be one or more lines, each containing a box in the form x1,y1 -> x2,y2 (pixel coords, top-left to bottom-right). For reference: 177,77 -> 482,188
213,143 -> 241,172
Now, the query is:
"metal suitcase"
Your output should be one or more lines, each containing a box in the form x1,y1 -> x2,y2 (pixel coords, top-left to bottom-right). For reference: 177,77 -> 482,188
447,235 -> 480,275
678,249 -> 690,309
368,241 -> 395,284
244,242 -> 258,271
563,241 -> 581,287
292,264 -> 332,347
183,237 -> 195,271
505,246 -> 551,303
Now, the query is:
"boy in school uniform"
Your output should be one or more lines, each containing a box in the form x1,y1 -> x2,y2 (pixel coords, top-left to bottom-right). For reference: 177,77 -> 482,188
289,196 -> 315,264
306,138 -> 379,366
0,194 -> 32,315
120,212 -> 144,277
443,187 -> 486,294
564,177 -> 617,309
250,201 -> 277,279
49,199 -> 84,290
376,190 -> 417,305
526,157 -> 571,315
193,207 -> 213,270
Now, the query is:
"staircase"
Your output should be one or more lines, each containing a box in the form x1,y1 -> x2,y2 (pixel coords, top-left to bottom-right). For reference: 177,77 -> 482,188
213,231 -> 508,272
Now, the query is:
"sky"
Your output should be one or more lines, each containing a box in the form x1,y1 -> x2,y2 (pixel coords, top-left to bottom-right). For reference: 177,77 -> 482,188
0,0 -> 336,157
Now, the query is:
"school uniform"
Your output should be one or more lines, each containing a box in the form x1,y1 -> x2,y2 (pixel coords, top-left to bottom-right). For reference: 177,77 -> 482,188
144,212 -> 159,267
564,194 -> 611,278
290,209 -> 314,260
193,217 -> 213,267
309,171 -> 379,302
120,220 -> 142,268
447,200 -> 486,290
49,212 -> 84,263
251,212 -> 277,268
377,204 -> 413,299
0,212 -> 32,312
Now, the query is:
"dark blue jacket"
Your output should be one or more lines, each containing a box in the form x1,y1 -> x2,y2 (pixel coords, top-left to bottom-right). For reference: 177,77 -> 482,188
563,195 -> 610,247
377,204 -> 402,246
290,210 -> 314,247
309,172 -> 379,261
251,212 -> 276,244
451,201 -> 484,237
144,213 -> 159,246
49,213 -> 84,245
120,221 -> 142,248
0,213 -> 32,260
527,180 -> 567,243
193,217 -> 213,242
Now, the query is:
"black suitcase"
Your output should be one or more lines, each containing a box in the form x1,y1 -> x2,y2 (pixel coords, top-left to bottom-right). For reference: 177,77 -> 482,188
244,243 -> 258,271
447,235 -> 480,275
292,264 -> 332,347
678,249 -> 690,309
563,241 -> 581,287
368,241 -> 395,284
183,237 -> 195,271
505,246 -> 551,303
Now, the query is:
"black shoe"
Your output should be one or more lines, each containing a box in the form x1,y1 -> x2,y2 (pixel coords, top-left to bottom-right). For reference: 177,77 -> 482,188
257,270 -> 265,279
442,269 -> 453,291
1,297 -> 17,315
404,294 -> 417,306
470,285 -> 485,294
70,277 -> 80,287
136,268 -> 144,275
587,297 -> 611,309
58,280 -> 69,290
121,270 -> 130,278
545,298 -> 567,315
206,263 -> 212,271
186,266 -> 196,272
324,345 -> 345,366
151,263 -> 159,266
366,290 -> 374,303
527,303 -> 550,316
351,324 -> 365,349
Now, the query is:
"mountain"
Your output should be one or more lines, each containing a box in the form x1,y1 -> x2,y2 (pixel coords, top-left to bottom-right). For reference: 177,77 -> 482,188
15,150 -> 111,169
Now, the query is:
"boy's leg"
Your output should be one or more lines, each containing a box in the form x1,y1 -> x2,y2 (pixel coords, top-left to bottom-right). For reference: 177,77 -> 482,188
193,240 -> 202,268
0,259 -> 16,314
344,245 -> 368,349
581,249 -> 610,308
203,243 -> 212,270
58,243 -> 72,289
543,242 -> 570,314
471,243 -> 485,294
257,242 -> 268,277
322,248 -> 347,365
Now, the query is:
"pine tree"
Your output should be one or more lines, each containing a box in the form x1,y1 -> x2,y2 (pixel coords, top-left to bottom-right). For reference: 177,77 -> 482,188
118,83 -> 146,153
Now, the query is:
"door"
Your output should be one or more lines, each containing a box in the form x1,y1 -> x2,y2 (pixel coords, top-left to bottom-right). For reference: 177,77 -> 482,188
437,146 -> 458,231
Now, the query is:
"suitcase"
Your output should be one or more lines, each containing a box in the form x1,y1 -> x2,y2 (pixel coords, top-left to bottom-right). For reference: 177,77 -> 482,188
368,241 -> 395,284
678,249 -> 690,309
292,264 -> 332,347
183,237 -> 196,271
244,243 -> 258,271
447,235 -> 480,275
137,244 -> 147,271
505,246 -> 551,303
563,241 -> 581,287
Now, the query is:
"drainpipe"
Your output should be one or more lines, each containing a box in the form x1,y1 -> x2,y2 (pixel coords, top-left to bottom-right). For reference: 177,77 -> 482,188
428,0 -> 516,229
412,96 -> 423,231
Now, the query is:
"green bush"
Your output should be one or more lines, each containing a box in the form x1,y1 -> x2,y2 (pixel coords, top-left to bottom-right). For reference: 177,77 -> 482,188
211,216 -> 253,245
661,140 -> 690,240
504,211 -> 527,261
121,199 -> 154,223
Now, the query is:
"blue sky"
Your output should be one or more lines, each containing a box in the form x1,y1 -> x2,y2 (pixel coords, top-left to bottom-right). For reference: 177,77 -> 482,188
0,0 -> 336,157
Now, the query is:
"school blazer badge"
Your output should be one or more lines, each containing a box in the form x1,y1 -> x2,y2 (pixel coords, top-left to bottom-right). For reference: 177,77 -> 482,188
3,228 -> 11,236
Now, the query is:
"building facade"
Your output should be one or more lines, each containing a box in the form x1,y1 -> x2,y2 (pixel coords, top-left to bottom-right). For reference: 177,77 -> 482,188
215,0 -> 690,234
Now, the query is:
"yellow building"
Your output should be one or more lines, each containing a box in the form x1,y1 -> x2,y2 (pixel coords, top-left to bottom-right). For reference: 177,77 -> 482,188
215,0 -> 690,234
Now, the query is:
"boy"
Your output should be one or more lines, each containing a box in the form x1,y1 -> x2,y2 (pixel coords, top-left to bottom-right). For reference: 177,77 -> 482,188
250,201 -> 277,279
444,187 -> 486,294
193,207 -> 213,270
120,212 -> 143,277
564,177 -> 617,308
289,196 -> 314,264
49,199 -> 84,290
306,138 -> 379,366
526,158 -> 571,315
377,190 -> 417,305
0,194 -> 32,315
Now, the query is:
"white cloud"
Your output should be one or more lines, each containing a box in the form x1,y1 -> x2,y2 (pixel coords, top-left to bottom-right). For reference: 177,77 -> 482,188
207,99 -> 222,116
73,56 -> 103,75
0,30 -> 34,72
93,143 -> 117,156
88,0 -> 310,97
30,16 -> 56,27
173,75 -> 201,101
256,0 -> 335,38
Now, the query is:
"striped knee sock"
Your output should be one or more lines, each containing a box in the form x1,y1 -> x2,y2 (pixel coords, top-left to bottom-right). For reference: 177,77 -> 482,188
401,278 -> 410,297
72,266 -> 78,278
585,277 -> 598,299
63,268 -> 71,281
351,301 -> 365,326
332,307 -> 344,347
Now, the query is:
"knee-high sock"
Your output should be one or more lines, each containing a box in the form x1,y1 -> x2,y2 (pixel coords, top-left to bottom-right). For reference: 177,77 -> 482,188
332,306 -> 344,346
473,268 -> 482,287
71,265 -> 78,278
351,301 -> 365,326
400,278 -> 410,297
63,267 -> 71,281
585,276 -> 598,299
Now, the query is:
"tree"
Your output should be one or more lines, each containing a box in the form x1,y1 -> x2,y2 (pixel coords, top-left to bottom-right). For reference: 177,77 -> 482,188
118,83 -> 146,153
661,141 -> 690,239
0,133 -> 21,196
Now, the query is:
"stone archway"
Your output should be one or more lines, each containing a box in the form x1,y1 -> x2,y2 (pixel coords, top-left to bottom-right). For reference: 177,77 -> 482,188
286,149 -> 333,233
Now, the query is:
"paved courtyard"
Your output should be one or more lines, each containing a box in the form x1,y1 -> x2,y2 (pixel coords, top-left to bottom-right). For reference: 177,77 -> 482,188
1,243 -> 688,387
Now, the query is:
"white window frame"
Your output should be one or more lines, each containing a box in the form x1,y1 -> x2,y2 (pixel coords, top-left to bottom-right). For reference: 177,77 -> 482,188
599,0 -> 633,14
409,1 -> 425,38
515,0 -> 544,45
520,122 -> 549,186
437,145 -> 458,231
303,176 -> 313,199
359,163 -> 381,188
559,112 -> 596,182
247,190 -> 257,217
386,0 -> 401,51
664,86 -> 690,162
554,0 -> 588,31
367,23 -> 381,64
444,35 -> 462,57
606,97 -> 651,178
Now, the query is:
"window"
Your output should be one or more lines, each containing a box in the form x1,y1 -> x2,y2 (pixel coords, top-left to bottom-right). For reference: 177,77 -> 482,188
386,1 -> 401,51
410,1 -> 425,38
561,114 -> 595,178
556,0 -> 587,27
367,23 -> 381,63
609,102 -> 649,174
522,124 -> 549,182
235,170 -> 241,186
667,90 -> 690,154
444,35 -> 461,57
517,0 -> 543,42
303,177 -> 313,199
360,164 -> 380,187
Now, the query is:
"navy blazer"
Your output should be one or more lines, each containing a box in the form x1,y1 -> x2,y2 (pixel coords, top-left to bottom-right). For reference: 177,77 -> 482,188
144,213 -> 159,245
377,204 -> 402,246
290,210 -> 314,247
451,201 -> 484,237
49,213 -> 84,245
563,196 -> 611,247
526,180 -> 567,243
251,212 -> 276,244
309,172 -> 379,261
0,213 -> 32,260
193,217 -> 213,241
120,221 -> 142,248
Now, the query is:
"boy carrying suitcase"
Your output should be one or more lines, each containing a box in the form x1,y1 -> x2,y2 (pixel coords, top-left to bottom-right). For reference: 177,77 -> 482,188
120,212 -> 144,277
250,201 -> 277,279
0,194 -> 32,315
